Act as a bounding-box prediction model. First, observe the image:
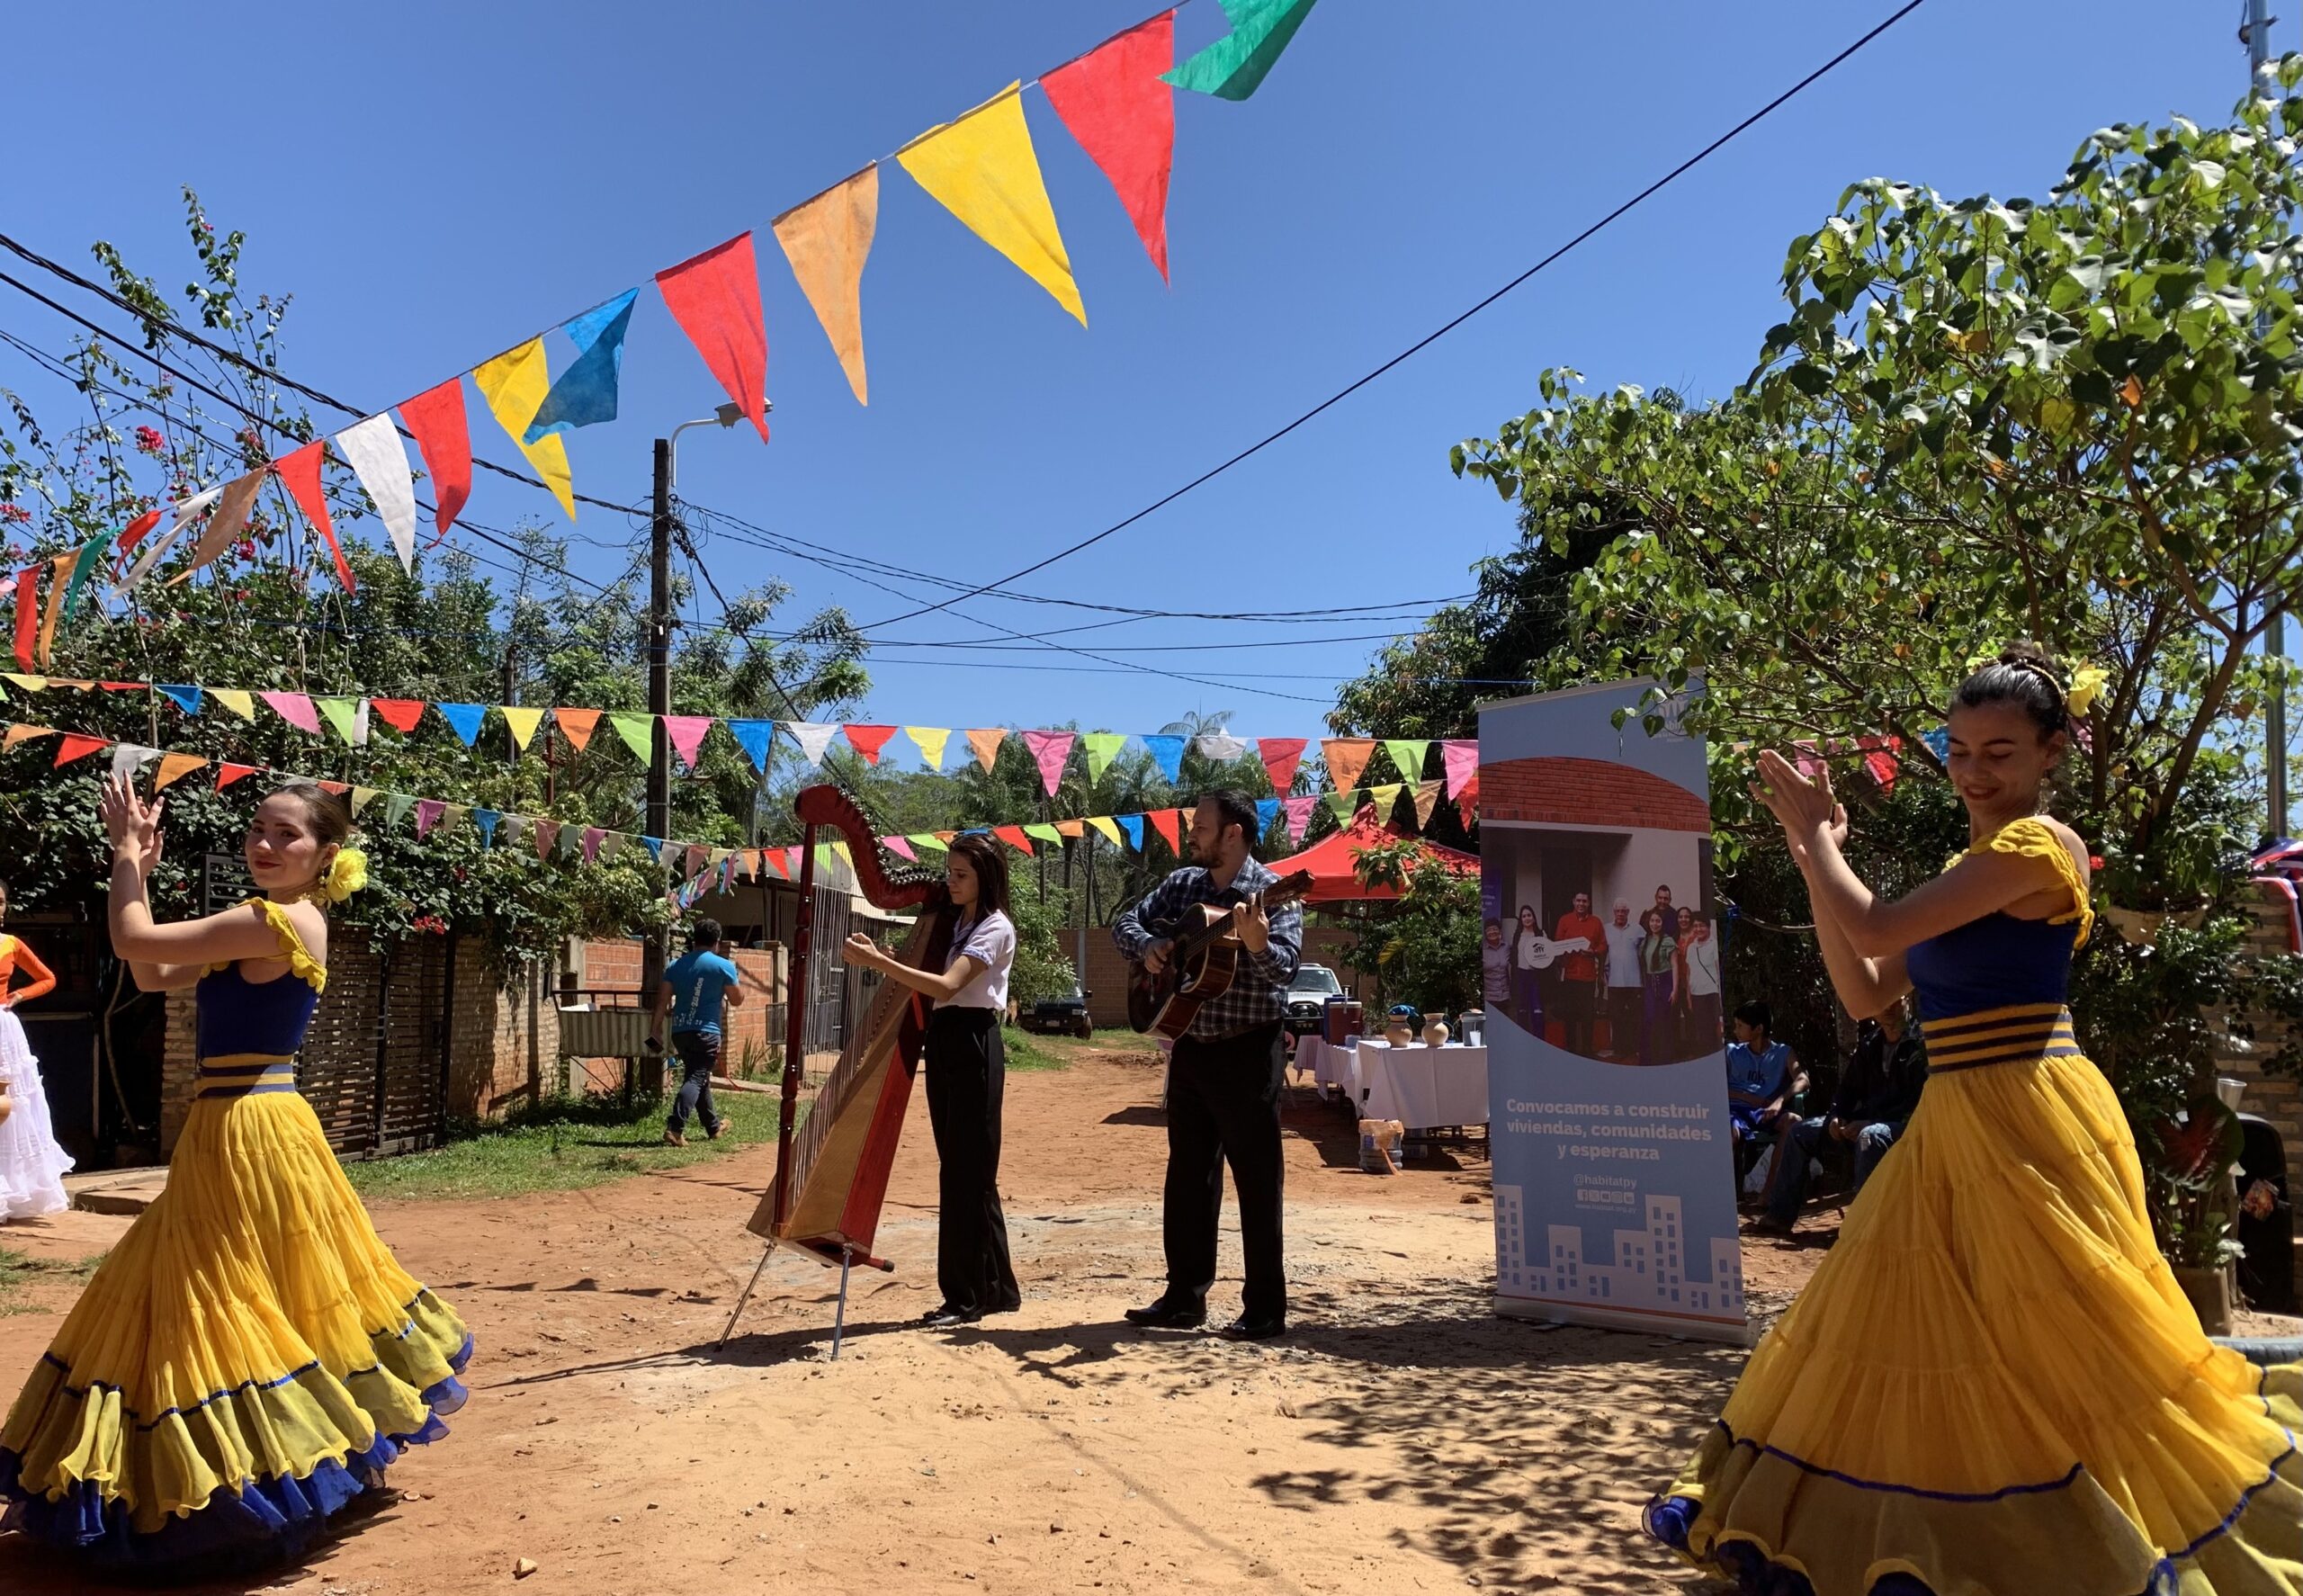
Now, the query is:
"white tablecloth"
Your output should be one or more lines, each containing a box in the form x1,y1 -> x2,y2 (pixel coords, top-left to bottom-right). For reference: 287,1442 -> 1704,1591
1295,1036 -> 1358,1090
1349,1041 -> 1490,1131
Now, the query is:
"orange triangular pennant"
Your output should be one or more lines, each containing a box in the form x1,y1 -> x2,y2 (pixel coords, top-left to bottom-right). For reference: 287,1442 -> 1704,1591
3,724 -> 56,749
154,752 -> 208,791
965,728 -> 1008,773
554,706 -> 601,752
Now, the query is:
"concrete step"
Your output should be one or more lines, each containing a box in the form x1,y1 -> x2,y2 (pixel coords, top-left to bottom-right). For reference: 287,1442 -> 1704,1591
64,1167 -> 168,1216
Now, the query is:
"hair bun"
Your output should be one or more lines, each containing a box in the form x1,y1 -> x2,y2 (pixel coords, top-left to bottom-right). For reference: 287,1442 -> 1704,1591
1998,641 -> 2060,675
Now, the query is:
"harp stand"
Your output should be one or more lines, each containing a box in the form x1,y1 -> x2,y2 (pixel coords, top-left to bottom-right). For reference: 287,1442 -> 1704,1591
718,1241 -> 777,1349
830,1244 -> 855,1359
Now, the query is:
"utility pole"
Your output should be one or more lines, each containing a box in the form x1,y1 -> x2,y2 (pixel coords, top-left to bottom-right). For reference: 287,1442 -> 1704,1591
644,436 -> 674,1004
2246,0 -> 2292,835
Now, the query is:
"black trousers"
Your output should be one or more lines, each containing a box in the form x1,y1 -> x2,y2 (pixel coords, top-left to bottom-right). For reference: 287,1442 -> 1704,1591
668,1031 -> 723,1134
1163,1022 -> 1286,1323
924,1007 -> 1019,1315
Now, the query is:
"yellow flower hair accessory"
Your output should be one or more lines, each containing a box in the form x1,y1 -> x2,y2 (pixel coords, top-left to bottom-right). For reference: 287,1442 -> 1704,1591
2066,664 -> 2107,717
322,847 -> 369,903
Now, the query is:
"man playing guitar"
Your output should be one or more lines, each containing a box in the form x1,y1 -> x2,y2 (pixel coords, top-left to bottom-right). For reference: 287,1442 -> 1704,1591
1112,790 -> 1304,1340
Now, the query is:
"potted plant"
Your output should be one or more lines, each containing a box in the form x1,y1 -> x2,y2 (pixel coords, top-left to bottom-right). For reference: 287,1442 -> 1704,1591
2154,1091 -> 2245,1335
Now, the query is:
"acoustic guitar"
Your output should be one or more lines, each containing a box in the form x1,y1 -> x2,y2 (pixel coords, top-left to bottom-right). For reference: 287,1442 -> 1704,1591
1125,868 -> 1316,1041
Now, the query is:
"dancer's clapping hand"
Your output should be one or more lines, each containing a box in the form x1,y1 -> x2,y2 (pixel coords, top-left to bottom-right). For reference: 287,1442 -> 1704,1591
1750,749 -> 1847,865
98,774 -> 165,875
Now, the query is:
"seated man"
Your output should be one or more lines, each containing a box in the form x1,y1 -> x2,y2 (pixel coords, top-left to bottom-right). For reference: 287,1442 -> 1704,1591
1754,999 -> 1926,1235
1725,1000 -> 1797,1146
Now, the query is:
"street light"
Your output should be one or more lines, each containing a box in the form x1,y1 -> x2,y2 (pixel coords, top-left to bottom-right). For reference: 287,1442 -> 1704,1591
641,395 -> 775,1010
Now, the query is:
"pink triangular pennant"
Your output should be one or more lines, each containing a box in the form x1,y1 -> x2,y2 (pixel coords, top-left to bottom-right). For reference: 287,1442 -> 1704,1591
1282,794 -> 1316,843
532,820 -> 561,860
663,714 -> 713,768
582,826 -> 606,863
258,690 -> 322,735
1023,729 -> 1075,796
883,834 -> 916,862
415,798 -> 444,839
1442,740 -> 1480,799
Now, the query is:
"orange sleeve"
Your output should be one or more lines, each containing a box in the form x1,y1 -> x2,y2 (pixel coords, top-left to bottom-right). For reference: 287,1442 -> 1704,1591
2,937 -> 56,1005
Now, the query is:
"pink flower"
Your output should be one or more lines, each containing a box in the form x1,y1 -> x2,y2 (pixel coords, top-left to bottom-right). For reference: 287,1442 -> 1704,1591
133,425 -> 166,455
0,504 -> 30,525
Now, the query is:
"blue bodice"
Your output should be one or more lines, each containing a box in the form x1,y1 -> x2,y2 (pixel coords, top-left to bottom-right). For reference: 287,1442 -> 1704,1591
193,899 -> 327,1060
1902,818 -> 2092,1025
1905,911 -> 2080,1024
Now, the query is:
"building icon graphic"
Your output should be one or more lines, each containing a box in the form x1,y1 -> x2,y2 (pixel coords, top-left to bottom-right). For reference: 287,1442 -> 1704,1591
1494,1188 -> 1743,1321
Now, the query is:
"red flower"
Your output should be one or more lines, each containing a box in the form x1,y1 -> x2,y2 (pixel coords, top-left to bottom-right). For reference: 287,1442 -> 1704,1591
132,425 -> 166,455
0,504 -> 30,525
2089,855 -> 2105,872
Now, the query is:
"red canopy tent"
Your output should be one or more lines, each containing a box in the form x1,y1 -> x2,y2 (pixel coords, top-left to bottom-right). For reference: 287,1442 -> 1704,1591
1266,810 -> 1478,903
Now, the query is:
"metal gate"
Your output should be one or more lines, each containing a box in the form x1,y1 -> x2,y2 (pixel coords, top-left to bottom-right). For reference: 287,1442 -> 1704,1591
296,928 -> 454,1158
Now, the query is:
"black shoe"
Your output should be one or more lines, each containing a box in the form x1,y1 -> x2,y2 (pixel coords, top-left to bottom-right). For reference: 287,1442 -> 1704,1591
1216,1314 -> 1287,1341
919,1305 -> 981,1328
1124,1298 -> 1205,1330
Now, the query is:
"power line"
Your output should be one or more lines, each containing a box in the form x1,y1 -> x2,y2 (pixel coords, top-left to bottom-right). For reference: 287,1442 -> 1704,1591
0,278 -> 634,599
0,231 -> 645,518
852,0 -> 1931,633
865,629 -> 1439,653
684,498 -> 1475,625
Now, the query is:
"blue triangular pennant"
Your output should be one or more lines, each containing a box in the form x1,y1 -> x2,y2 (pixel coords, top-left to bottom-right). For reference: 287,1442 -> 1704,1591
475,809 -> 499,847
1256,797 -> 1279,832
1142,734 -> 1186,784
157,685 -> 202,715
727,719 -> 776,775
436,702 -> 487,748
642,837 -> 664,862
1117,813 -> 1145,851
525,289 -> 641,442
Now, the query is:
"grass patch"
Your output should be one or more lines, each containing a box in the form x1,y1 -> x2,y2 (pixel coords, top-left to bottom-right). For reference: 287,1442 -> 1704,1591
0,1247 -> 107,1315
342,1087 -> 783,1204
344,1035 -> 1074,1204
1003,1026 -> 1078,1071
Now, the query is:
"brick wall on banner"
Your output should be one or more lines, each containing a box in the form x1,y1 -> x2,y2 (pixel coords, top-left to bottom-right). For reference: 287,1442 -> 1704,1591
1479,756 -> 1712,832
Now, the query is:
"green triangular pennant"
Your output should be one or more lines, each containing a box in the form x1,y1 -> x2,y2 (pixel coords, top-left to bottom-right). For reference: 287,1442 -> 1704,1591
1382,740 -> 1429,784
384,793 -> 415,829
1023,822 -> 1063,845
1323,789 -> 1358,822
1161,0 -> 1320,101
315,695 -> 362,745
1080,731 -> 1126,783
609,712 -> 654,762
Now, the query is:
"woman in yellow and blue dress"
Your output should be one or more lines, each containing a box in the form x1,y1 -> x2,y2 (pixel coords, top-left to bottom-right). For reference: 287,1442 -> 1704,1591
1644,647 -> 2300,1593
0,775 -> 469,1568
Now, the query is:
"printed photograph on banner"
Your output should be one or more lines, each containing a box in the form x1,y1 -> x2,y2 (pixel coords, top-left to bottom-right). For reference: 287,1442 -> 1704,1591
1479,679 -> 1746,1344
1480,824 -> 1716,1066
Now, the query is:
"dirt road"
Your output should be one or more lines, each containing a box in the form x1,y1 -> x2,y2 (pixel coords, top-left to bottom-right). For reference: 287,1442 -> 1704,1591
0,1045 -> 1781,1594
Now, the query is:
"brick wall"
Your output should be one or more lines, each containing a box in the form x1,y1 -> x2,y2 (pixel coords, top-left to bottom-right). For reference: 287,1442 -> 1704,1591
575,937 -> 784,1080
1481,756 -> 1711,832
159,988 -> 199,1154
445,951 -> 561,1119
1057,925 -> 1367,1029
2217,886 -> 2303,1206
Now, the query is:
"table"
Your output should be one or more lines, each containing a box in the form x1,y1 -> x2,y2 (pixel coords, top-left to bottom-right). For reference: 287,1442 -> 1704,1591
1294,1035 -> 1358,1093
1349,1041 -> 1490,1133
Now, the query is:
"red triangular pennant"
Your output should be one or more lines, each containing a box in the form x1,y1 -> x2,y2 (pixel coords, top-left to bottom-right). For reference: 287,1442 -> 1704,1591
54,733 -> 109,767
273,438 -> 356,594
1149,809 -> 1181,852
992,825 -> 1035,856
656,233 -> 769,442
399,377 -> 471,544
1257,736 -> 1308,794
215,761 -> 260,790
317,779 -> 350,796
843,723 -> 898,765
370,698 -> 426,734
1041,12 -> 1177,282
112,507 -> 164,575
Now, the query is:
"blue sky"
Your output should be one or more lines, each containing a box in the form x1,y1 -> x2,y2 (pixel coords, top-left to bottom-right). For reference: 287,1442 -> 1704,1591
0,1 -> 2269,752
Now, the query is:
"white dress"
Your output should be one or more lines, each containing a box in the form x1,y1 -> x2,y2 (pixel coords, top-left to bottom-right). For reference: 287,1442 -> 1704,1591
0,1007 -> 73,1218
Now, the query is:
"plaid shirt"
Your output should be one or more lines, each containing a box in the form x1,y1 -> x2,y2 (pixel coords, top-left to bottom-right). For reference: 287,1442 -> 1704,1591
1114,857 -> 1303,1039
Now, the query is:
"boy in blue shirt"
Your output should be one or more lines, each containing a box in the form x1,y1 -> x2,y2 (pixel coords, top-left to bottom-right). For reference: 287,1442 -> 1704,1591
652,918 -> 746,1146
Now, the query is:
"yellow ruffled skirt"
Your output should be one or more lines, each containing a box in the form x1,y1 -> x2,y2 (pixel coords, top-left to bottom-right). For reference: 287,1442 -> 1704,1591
0,1057 -> 470,1566
1647,1005 -> 2301,1594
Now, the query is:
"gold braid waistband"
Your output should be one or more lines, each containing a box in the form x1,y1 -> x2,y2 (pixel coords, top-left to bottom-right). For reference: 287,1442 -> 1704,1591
194,1052 -> 298,1098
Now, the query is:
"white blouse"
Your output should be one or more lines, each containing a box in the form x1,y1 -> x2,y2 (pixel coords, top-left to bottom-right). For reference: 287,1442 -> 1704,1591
939,910 -> 1015,1011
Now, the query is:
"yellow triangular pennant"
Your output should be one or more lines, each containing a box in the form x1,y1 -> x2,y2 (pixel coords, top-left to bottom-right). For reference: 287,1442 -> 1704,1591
210,688 -> 255,722
500,705 -> 545,752
897,85 -> 1086,326
474,338 -> 578,518
1087,815 -> 1123,847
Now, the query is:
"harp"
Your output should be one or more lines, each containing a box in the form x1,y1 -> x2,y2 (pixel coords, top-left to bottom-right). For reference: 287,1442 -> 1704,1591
719,784 -> 954,1352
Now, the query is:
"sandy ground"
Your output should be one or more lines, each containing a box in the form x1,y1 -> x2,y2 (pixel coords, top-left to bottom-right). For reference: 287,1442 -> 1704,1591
0,1045 -> 2287,1595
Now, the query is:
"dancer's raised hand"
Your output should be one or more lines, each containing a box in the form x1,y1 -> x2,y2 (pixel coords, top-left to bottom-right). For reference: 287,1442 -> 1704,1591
1750,749 -> 1845,857
99,775 -> 164,873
